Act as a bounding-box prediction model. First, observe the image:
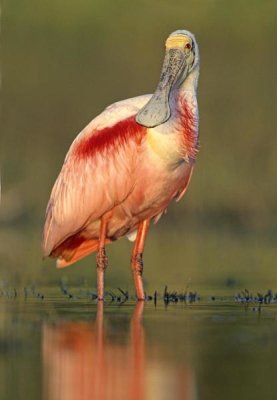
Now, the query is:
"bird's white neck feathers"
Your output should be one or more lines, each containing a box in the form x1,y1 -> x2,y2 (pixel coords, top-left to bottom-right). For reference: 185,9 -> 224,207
146,63 -> 199,165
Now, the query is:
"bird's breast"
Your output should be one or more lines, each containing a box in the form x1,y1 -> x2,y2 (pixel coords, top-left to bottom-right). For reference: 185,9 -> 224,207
146,128 -> 183,166
145,97 -> 199,167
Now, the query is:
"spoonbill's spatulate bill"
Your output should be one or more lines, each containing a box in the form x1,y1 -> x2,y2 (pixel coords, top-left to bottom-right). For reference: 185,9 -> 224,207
43,30 -> 200,300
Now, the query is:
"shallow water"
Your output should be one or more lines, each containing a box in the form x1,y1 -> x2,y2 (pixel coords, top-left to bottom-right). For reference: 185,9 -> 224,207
1,289 -> 277,400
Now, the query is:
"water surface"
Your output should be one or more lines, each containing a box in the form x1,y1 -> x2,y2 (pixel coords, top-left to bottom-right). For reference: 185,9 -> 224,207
1,289 -> 277,400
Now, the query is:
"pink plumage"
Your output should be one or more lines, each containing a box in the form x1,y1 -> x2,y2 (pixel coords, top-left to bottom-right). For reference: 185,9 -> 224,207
43,30 -> 200,300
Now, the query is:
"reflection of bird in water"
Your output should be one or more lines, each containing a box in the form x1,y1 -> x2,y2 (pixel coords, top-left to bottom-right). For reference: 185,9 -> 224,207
42,303 -> 196,400
42,303 -> 144,400
43,29 -> 200,300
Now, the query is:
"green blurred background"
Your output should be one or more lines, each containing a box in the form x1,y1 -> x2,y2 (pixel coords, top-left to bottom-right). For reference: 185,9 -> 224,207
1,0 -> 276,292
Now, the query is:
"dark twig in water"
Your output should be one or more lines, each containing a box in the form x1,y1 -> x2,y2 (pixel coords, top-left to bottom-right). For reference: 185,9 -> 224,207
163,286 -> 199,304
154,291 -> 157,306
88,292 -> 98,300
235,289 -> 277,304
118,288 -> 129,301
22,286 -> 44,300
60,280 -> 75,299
106,290 -> 117,301
164,286 -> 169,303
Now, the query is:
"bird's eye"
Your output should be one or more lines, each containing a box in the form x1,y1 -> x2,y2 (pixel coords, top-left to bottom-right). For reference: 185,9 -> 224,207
185,43 -> 192,50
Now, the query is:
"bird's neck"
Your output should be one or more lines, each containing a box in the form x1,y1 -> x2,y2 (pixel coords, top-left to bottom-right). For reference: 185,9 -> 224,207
171,66 -> 200,160
181,66 -> 199,94
146,67 -> 200,164
173,66 -> 199,107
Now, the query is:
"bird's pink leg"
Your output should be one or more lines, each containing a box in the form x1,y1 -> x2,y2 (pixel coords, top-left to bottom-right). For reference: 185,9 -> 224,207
96,218 -> 108,300
131,219 -> 150,301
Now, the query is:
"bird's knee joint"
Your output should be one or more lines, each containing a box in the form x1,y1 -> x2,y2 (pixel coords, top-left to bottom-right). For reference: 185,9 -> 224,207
97,248 -> 108,270
131,253 -> 143,275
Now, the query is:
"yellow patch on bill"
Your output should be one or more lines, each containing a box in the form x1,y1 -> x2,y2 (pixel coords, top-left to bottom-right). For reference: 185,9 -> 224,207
165,35 -> 191,49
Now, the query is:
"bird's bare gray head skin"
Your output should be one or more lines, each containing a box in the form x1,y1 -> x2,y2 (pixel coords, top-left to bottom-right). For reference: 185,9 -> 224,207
136,29 -> 199,128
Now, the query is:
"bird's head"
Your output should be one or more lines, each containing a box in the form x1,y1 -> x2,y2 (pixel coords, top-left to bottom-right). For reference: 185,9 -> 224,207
136,30 -> 199,128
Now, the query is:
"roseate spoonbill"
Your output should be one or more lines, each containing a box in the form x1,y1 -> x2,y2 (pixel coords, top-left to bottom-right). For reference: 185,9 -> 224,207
43,29 -> 200,300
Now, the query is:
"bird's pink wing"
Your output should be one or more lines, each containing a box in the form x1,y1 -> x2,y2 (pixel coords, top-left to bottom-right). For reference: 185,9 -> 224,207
43,95 -> 151,256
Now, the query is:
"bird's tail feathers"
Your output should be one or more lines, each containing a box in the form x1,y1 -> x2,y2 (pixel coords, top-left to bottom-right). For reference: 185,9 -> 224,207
56,238 -> 111,268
